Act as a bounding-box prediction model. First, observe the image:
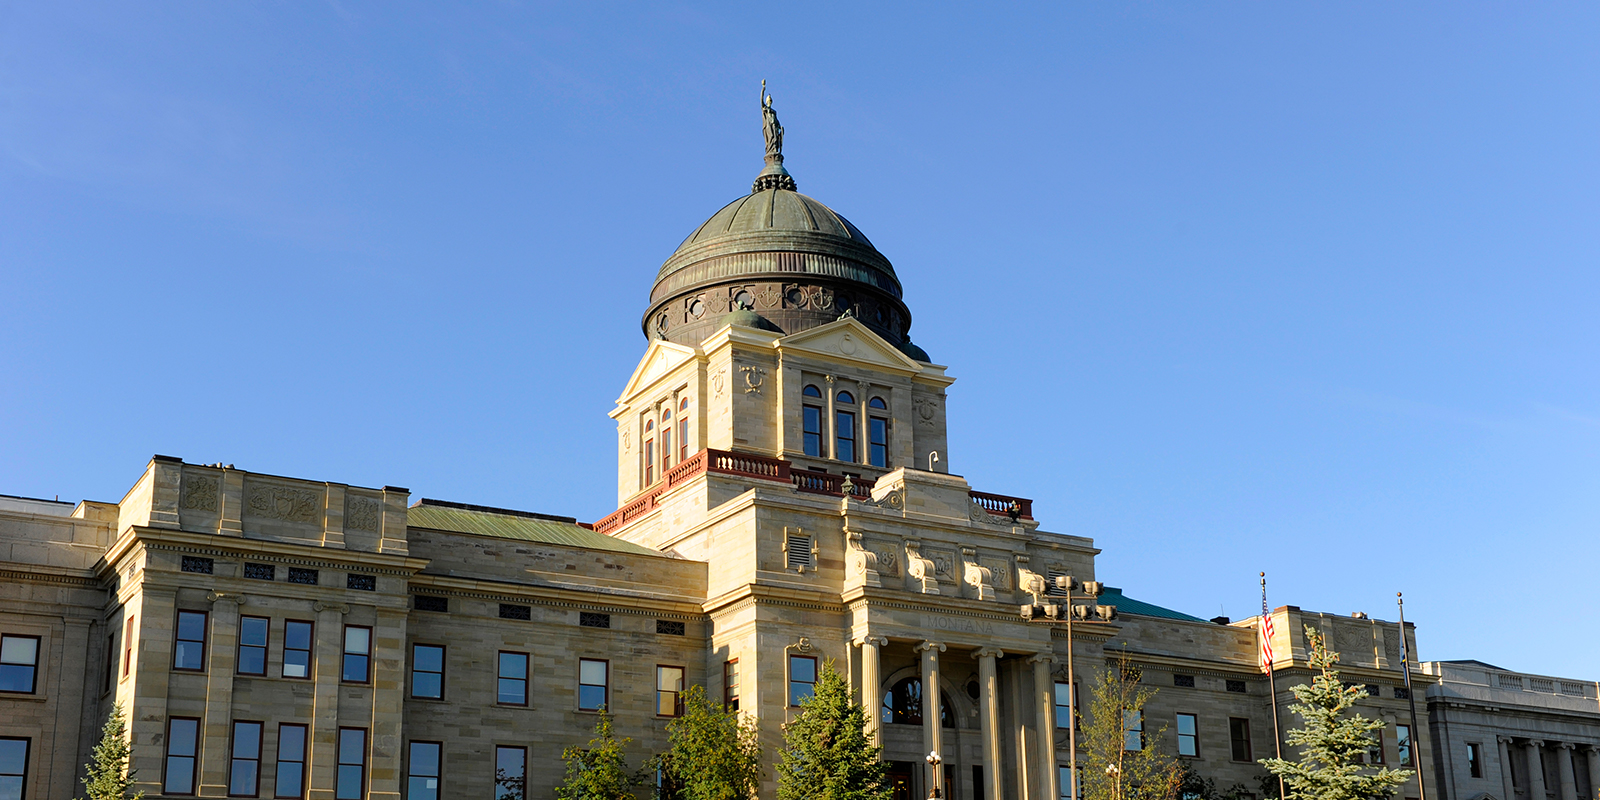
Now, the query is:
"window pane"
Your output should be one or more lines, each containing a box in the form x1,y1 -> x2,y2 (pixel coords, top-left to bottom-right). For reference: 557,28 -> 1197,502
230,761 -> 258,796
414,673 -> 442,699
241,618 -> 269,647
408,776 -> 437,800
837,391 -> 854,404
790,656 -> 815,682
342,654 -> 368,683
0,777 -> 21,800
409,742 -> 439,776
498,678 -> 526,705
579,685 -> 607,710
414,646 -> 443,674
169,719 -> 199,756
580,660 -> 607,685
498,653 -> 527,679
0,740 -> 24,778
165,757 -> 195,794
0,666 -> 33,693
1177,714 -> 1196,736
657,666 -> 683,692
803,385 -> 821,397
836,411 -> 856,462
0,638 -> 36,665
238,648 -> 266,676
278,725 -> 306,760
233,722 -> 260,757
177,612 -> 206,642
495,747 -> 525,800
344,628 -> 369,654
285,622 -> 312,651
336,766 -> 362,800
283,650 -> 310,679
276,763 -> 303,798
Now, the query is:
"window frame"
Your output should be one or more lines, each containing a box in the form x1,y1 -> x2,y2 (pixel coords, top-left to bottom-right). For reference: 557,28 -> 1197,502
578,658 -> 609,712
677,398 -> 690,462
1466,742 -> 1482,778
237,616 -> 270,677
103,633 -> 115,693
122,617 -> 135,679
656,664 -> 686,718
723,659 -> 740,712
406,740 -> 442,800
497,651 -> 529,707
0,737 -> 29,800
868,415 -> 889,467
164,716 -> 202,796
1054,681 -> 1077,730
835,409 -> 857,463
335,727 -> 367,800
1176,712 -> 1199,758
1396,724 -> 1412,767
802,404 -> 823,457
1123,709 -> 1144,751
494,745 -> 526,800
228,720 -> 263,798
1228,717 -> 1253,763
341,625 -> 371,685
282,620 -> 313,680
661,409 -> 674,472
788,654 -> 818,708
0,634 -> 41,694
274,723 -> 308,800
411,644 -> 445,700
643,420 -> 656,486
173,610 -> 208,672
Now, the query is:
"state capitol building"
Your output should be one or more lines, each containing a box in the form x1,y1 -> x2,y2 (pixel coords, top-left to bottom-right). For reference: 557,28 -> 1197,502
2,99 -> 1596,800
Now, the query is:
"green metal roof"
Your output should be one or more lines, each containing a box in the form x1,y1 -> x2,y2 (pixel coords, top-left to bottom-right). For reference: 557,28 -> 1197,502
406,500 -> 663,557
1097,586 -> 1206,622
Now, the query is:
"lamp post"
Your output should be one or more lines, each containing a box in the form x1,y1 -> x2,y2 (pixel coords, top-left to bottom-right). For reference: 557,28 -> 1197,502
926,750 -> 943,799
1022,575 -> 1118,800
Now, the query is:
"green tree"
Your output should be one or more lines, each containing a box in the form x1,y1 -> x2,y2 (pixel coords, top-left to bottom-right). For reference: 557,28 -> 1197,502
658,685 -> 763,800
77,703 -> 144,800
775,661 -> 890,800
1258,631 -> 1411,800
1175,763 -> 1253,800
556,710 -> 645,800
1082,658 -> 1181,800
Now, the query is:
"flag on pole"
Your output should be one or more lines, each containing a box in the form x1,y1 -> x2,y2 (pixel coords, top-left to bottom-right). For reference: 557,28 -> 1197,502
1259,600 -> 1275,671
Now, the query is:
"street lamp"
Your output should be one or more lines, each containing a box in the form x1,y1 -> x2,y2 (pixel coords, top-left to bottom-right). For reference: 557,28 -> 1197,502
1022,576 -> 1118,800
925,751 -> 943,799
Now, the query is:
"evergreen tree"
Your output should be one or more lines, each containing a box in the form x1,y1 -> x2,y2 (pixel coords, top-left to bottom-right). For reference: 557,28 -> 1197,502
556,710 -> 644,800
77,703 -> 143,800
659,685 -> 763,800
775,662 -> 891,800
1082,658 -> 1181,800
1258,631 -> 1411,800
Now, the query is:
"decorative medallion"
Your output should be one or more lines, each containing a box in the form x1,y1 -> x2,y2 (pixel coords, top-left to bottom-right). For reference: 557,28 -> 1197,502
182,476 -> 219,511
914,397 -> 939,426
756,286 -> 781,308
247,485 -> 320,524
838,333 -> 858,356
712,369 -> 727,399
622,431 -> 631,451
740,365 -> 766,394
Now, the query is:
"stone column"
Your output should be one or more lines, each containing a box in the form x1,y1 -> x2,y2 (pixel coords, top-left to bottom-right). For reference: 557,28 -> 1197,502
974,649 -> 1004,800
857,637 -> 887,747
1556,744 -> 1578,800
1032,654 -> 1058,800
1582,746 -> 1600,800
309,602 -> 349,800
917,641 -> 946,794
1527,741 -> 1549,800
199,593 -> 242,797
1500,737 -> 1518,800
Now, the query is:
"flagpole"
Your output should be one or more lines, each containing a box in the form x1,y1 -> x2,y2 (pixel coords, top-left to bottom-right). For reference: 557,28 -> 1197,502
1396,593 -> 1427,800
1262,573 -> 1286,800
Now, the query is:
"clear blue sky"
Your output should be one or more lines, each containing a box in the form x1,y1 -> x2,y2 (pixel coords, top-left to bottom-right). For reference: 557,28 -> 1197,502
3,3 -> 1596,678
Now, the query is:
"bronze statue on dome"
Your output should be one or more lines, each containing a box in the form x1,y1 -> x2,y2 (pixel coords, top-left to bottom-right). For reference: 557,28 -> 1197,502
761,80 -> 783,163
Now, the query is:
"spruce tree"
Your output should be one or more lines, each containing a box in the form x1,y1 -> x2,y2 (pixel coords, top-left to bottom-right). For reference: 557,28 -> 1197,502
556,710 -> 644,800
659,685 -> 763,800
77,703 -> 143,800
775,662 -> 890,800
1258,631 -> 1411,800
1082,658 -> 1181,800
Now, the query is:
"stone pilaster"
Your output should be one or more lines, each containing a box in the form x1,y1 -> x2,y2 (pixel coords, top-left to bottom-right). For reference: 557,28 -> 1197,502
1031,654 -> 1058,800
1500,737 -> 1518,800
1527,741 -> 1549,800
974,648 -> 1004,800
197,593 -> 242,796
366,607 -> 407,800
308,602 -> 348,800
917,641 -> 946,794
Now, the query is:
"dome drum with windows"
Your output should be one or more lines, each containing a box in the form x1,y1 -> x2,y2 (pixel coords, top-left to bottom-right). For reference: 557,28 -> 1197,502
643,89 -> 929,363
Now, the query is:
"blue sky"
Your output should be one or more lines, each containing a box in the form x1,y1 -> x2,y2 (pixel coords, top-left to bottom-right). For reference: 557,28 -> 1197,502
3,3 -> 1596,678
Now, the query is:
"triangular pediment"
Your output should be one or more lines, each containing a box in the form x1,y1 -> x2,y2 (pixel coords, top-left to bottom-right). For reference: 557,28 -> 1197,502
776,317 -> 924,373
617,340 -> 698,403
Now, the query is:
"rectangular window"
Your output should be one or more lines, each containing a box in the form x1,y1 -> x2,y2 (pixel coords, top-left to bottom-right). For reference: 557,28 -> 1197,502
1397,724 -> 1412,767
283,621 -> 313,679
274,724 -> 307,799
123,617 -> 135,678
724,659 -> 740,711
869,417 -> 889,467
499,604 -> 531,621
1123,710 -> 1144,751
238,616 -> 269,676
287,568 -> 318,586
412,645 -> 444,700
336,729 -> 366,800
174,611 -> 208,671
413,595 -> 448,613
803,406 -> 823,457
342,626 -> 370,684
406,741 -> 441,800
655,620 -> 686,636
973,765 -> 984,800
0,635 -> 40,694
1058,766 -> 1076,800
1225,679 -> 1247,693
229,721 -> 262,797
494,746 -> 525,800
644,437 -> 655,485
497,652 -> 528,706
678,416 -> 689,463
1174,674 -> 1196,688
0,738 -> 29,800
657,665 -> 685,717
165,717 -> 201,795
346,574 -> 376,591
579,659 -> 608,711
661,427 -> 673,471
104,634 -> 115,693
1229,718 -> 1252,762
1467,743 -> 1482,778
789,654 -> 817,707
1054,682 -> 1076,729
244,563 -> 275,581
1177,713 -> 1198,757
578,612 -> 610,628
1369,731 -> 1386,765
181,556 -> 214,574
836,410 -> 857,462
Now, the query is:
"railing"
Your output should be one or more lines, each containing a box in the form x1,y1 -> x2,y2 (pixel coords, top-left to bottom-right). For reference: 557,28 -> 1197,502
790,468 -> 875,497
707,450 -> 790,482
969,490 -> 1033,520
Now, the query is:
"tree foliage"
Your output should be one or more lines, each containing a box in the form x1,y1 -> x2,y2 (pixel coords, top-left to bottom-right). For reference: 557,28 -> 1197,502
556,710 -> 645,800
1082,658 -> 1181,800
775,661 -> 891,800
77,703 -> 144,800
1175,763 -> 1255,800
659,684 -> 763,800
1258,631 -> 1411,800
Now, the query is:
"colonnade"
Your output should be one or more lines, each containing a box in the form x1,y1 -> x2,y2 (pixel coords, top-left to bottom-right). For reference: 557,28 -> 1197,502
1497,737 -> 1600,800
857,635 -> 1065,800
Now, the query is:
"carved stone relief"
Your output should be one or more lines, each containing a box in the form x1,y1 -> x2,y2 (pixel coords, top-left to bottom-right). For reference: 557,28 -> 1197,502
924,546 -> 957,581
739,365 -> 765,394
712,369 -> 727,399
914,397 -> 939,426
969,501 -> 1011,526
1383,628 -> 1401,662
980,557 -> 1012,591
865,538 -> 901,578
866,485 -> 905,511
345,497 -> 380,532
1334,622 -> 1371,664
904,540 -> 939,595
755,285 -> 781,309
182,476 -> 219,511
246,484 -> 320,524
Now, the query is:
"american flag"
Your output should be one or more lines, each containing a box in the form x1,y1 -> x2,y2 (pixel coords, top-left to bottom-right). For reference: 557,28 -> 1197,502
1259,605 -> 1275,671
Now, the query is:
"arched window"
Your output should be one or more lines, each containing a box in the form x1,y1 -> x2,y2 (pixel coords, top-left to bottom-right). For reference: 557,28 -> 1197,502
836,391 -> 855,405
802,387 -> 823,457
660,409 -> 673,471
869,397 -> 888,410
677,398 -> 690,462
882,678 -> 956,728
803,385 -> 822,398
643,421 -> 655,486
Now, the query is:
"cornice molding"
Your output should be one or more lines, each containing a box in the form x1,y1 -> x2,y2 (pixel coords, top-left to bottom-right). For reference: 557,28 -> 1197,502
0,567 -> 103,588
407,587 -> 706,622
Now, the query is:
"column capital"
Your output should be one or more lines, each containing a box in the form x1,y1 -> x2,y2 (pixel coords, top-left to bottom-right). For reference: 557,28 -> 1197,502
1526,739 -> 1546,748
972,647 -> 1004,660
1498,736 -> 1518,744
1555,741 -> 1575,751
1582,744 -> 1600,754
915,640 -> 946,654
1029,652 -> 1055,665
855,635 -> 888,648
